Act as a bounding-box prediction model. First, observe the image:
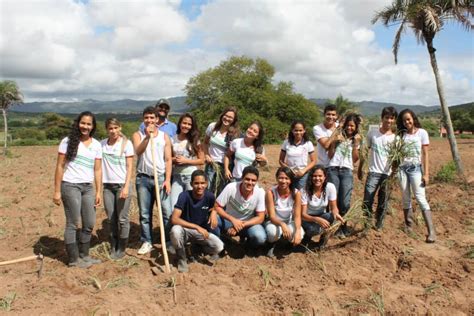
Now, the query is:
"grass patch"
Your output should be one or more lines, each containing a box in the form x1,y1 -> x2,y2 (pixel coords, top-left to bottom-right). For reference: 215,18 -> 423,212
115,256 -> 140,268
343,286 -> 385,316
105,277 -> 137,289
0,292 -> 16,311
258,266 -> 274,289
303,246 -> 327,273
434,161 -> 457,183
90,242 -> 112,261
424,282 -> 452,299
397,247 -> 414,271
463,246 -> 474,259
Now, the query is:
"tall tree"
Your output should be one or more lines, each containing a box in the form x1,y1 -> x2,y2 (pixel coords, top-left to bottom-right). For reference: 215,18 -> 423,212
185,56 -> 320,143
372,0 -> 472,178
0,80 -> 23,155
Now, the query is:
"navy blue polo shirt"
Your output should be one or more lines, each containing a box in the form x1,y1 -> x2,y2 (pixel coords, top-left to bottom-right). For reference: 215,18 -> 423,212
174,190 -> 215,229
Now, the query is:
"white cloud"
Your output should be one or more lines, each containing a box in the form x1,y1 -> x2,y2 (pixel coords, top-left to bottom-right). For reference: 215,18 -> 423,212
0,0 -> 471,106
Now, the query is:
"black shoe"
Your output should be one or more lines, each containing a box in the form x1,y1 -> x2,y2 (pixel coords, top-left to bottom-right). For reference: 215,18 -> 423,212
176,248 -> 189,273
265,243 -> 276,258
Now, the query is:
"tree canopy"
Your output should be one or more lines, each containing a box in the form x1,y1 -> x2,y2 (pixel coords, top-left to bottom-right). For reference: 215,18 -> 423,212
185,56 -> 320,143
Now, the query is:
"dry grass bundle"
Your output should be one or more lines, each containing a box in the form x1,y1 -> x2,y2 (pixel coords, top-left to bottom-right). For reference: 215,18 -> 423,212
325,199 -> 366,236
209,161 -> 224,196
90,242 -> 112,261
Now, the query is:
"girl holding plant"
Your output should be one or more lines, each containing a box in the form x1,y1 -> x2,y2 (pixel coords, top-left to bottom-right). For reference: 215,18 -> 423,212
301,165 -> 344,249
53,111 -> 102,268
170,113 -> 205,208
327,113 -> 362,237
203,107 -> 240,195
265,167 -> 304,257
396,109 -> 436,243
101,118 -> 134,259
279,120 -> 316,190
224,120 -> 267,182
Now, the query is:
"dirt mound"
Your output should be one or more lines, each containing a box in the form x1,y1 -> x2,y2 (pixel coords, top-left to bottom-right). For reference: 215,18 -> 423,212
0,139 -> 473,314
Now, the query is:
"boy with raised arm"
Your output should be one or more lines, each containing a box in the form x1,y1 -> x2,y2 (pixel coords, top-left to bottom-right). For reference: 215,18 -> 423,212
313,104 -> 338,168
132,106 -> 172,255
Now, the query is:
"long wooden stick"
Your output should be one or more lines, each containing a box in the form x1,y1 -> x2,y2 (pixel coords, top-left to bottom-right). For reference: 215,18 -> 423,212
149,131 -> 171,273
0,254 -> 43,266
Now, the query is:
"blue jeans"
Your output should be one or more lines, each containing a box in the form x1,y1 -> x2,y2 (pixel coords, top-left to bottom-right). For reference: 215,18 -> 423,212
217,217 -> 267,248
302,212 -> 334,238
61,182 -> 96,245
398,164 -> 430,211
136,174 -> 172,243
170,173 -> 192,210
362,172 -> 388,225
294,173 -> 308,191
327,167 -> 353,216
205,162 -> 226,196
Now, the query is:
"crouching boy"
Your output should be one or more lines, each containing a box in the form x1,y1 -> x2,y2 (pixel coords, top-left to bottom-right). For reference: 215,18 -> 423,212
170,170 -> 223,273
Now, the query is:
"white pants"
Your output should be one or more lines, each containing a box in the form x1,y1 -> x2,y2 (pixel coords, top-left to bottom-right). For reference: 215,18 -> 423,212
265,221 -> 305,243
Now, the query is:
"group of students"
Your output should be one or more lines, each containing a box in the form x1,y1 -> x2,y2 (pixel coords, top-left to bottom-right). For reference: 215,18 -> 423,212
53,99 -> 436,272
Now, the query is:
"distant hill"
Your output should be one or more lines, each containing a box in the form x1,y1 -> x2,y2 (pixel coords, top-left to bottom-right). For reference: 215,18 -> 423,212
13,96 -> 191,115
12,96 -> 472,117
310,98 -> 439,116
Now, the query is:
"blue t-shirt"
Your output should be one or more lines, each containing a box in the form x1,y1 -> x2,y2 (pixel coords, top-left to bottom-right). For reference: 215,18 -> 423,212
139,119 -> 177,138
174,190 -> 215,229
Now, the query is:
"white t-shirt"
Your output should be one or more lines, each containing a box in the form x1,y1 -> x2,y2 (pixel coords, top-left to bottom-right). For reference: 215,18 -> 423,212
401,128 -> 429,166
329,139 -> 358,170
58,137 -> 102,184
270,186 -> 296,223
313,123 -> 335,167
171,135 -> 198,175
101,138 -> 134,184
281,139 -> 314,171
300,182 -> 337,216
216,181 -> 266,221
366,129 -> 396,175
229,138 -> 265,179
136,131 -> 166,176
206,122 -> 228,163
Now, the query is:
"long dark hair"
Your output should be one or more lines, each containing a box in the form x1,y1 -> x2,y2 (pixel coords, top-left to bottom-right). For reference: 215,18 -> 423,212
246,120 -> 264,154
213,107 -> 240,147
275,167 -> 296,199
305,165 -> 328,201
342,113 -> 361,143
397,109 -> 422,136
66,111 -> 96,161
288,120 -> 309,146
177,113 -> 200,155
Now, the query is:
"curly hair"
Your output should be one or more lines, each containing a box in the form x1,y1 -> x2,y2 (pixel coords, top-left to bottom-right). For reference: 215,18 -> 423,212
65,111 -> 96,162
304,165 -> 328,201
213,107 -> 240,148
397,109 -> 422,136
288,120 -> 309,146
176,113 -> 200,156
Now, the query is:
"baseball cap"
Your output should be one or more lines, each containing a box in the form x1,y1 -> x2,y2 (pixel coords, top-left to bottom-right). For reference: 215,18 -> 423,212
156,98 -> 171,110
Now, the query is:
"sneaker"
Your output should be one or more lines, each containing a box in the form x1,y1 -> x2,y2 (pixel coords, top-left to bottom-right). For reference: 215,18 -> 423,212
137,242 -> 153,255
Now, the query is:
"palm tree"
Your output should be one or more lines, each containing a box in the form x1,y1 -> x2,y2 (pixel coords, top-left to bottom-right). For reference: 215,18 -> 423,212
372,0 -> 472,178
328,94 -> 358,117
0,80 -> 23,155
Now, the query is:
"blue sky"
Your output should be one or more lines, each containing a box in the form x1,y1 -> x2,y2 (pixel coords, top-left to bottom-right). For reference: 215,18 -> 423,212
1,0 -> 472,105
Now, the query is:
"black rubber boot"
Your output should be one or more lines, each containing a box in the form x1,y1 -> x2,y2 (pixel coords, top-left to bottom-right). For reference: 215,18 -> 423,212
111,238 -> 128,260
79,242 -> 102,265
403,208 -> 414,233
110,237 -> 118,258
176,247 -> 189,273
421,210 -> 436,243
66,243 -> 92,269
265,243 -> 276,258
315,233 -> 329,250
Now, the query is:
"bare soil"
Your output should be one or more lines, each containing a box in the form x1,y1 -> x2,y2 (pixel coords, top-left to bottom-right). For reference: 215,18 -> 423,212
0,138 -> 473,315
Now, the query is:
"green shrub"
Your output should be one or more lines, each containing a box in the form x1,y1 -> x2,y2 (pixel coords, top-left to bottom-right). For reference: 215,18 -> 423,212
434,161 -> 457,183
